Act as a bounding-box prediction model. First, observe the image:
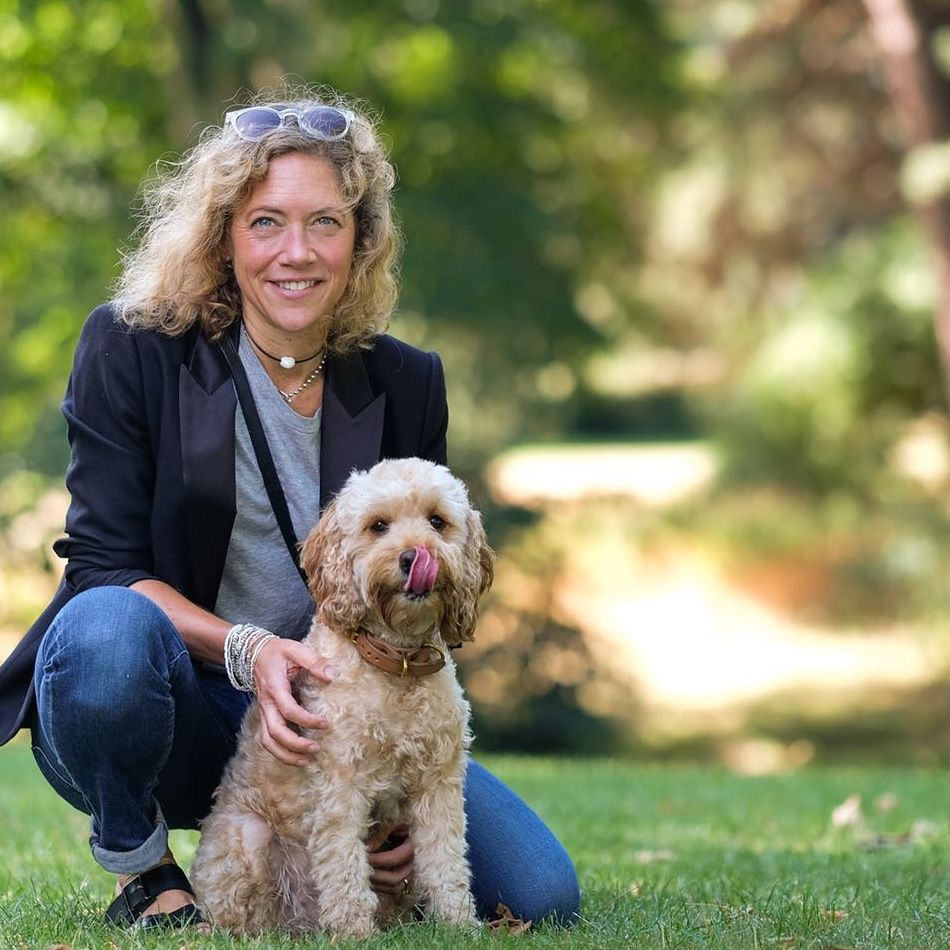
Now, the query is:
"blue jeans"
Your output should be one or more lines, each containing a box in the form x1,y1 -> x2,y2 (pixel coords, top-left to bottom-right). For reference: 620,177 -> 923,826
32,586 -> 580,923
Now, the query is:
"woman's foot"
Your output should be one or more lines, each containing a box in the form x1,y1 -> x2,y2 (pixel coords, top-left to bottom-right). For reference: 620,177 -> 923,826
115,851 -> 193,915
106,851 -> 210,931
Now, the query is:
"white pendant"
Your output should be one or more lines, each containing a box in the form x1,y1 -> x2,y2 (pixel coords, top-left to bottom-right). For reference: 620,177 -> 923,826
280,356 -> 296,369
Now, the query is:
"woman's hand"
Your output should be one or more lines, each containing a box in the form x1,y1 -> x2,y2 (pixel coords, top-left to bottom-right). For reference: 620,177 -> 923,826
366,825 -> 415,896
252,638 -> 334,766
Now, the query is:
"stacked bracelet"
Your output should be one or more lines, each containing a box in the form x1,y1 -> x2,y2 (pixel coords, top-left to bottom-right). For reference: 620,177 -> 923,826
224,623 -> 277,692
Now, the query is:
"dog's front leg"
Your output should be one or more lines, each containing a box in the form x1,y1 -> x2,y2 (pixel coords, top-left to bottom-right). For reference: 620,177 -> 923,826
408,768 -> 478,926
191,806 -> 278,935
305,783 -> 378,938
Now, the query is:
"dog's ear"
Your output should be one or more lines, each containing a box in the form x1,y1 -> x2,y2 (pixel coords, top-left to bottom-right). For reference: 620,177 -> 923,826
442,508 -> 495,644
299,501 -> 364,631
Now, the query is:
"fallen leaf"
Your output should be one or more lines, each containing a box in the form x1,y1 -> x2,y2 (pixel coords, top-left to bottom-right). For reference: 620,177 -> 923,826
633,848 -> 674,863
910,819 -> 939,841
862,832 -> 911,851
489,902 -> 532,936
820,909 -> 849,920
45,945 -> 72,950
629,881 -> 642,897
874,792 -> 899,811
831,794 -> 863,828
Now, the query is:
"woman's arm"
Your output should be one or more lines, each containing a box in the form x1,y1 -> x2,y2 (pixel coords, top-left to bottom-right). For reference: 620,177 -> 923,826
129,579 -> 231,663
130,579 -> 334,766
419,350 -> 448,465
53,306 -> 160,591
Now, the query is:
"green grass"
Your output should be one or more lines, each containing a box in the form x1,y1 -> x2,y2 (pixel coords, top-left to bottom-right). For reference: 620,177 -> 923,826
0,742 -> 946,948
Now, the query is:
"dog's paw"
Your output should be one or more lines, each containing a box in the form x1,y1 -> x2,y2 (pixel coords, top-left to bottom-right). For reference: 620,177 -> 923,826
319,902 -> 378,939
425,889 -> 478,928
327,917 -> 377,939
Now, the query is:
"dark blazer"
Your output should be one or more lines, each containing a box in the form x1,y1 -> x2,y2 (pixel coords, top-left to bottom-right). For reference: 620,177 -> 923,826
0,304 -> 448,745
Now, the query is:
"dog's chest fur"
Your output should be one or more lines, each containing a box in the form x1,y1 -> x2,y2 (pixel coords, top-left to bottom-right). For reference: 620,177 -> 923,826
301,624 -> 471,767
224,624 -> 471,837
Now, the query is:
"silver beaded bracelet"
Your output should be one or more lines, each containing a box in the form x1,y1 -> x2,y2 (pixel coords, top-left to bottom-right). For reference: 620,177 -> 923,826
224,623 -> 277,692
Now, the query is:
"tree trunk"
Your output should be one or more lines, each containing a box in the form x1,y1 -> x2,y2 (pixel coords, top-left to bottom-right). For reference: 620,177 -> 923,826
863,0 -> 950,406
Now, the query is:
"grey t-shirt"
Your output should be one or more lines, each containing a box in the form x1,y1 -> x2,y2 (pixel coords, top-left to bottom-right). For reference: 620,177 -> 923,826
213,329 -> 321,639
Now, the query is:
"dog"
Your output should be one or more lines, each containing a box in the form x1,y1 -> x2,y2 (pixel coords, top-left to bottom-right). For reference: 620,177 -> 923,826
191,458 -> 494,937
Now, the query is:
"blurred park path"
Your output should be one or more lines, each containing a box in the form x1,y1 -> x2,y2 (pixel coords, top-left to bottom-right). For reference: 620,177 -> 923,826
487,442 -> 947,760
559,543 -> 937,719
487,443 -> 719,508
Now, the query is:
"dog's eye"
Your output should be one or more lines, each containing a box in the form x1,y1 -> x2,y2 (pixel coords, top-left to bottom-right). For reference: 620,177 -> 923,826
369,519 -> 389,534
429,515 -> 446,532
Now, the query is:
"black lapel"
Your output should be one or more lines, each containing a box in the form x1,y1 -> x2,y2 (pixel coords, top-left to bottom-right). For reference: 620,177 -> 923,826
179,325 -> 238,609
320,350 -> 386,509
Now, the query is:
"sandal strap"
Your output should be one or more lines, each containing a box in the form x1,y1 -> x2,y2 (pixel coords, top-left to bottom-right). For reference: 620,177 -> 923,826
138,903 -> 207,931
104,863 -> 196,928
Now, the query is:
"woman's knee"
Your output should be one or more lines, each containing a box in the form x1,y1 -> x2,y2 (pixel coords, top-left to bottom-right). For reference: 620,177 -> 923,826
36,586 -> 182,715
526,853 -> 581,926
40,586 -> 178,665
494,844 -> 581,926
464,760 -> 581,925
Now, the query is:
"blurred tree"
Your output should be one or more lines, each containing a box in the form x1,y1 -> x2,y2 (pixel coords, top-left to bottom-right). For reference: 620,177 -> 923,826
641,0 -> 946,495
863,0 -> 950,404
0,0 -> 685,477
0,0 -> 169,473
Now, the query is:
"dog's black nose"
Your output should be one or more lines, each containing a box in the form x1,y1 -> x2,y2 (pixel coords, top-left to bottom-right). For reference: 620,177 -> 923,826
399,549 -> 416,576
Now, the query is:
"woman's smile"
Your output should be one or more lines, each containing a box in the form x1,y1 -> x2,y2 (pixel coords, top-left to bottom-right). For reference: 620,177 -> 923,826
273,279 -> 320,292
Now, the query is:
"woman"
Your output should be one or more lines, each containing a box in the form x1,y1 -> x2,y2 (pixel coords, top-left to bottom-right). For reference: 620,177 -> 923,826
0,88 -> 580,931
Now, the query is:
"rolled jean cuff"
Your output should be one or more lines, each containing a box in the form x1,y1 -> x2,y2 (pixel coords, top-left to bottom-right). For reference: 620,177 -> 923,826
91,807 -> 169,875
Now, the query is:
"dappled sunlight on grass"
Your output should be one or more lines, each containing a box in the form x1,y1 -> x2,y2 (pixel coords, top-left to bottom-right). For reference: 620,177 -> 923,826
537,503 -> 942,756
561,549 -> 938,709
477,443 -> 950,761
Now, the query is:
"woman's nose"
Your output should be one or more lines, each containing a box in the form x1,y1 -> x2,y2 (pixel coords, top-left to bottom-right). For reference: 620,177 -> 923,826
279,226 -> 316,264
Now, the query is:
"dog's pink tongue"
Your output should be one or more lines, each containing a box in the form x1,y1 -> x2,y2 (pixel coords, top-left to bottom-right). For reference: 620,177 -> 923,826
405,545 -> 439,594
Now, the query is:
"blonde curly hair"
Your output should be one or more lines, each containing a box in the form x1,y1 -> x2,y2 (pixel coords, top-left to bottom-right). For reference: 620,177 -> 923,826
114,85 -> 400,353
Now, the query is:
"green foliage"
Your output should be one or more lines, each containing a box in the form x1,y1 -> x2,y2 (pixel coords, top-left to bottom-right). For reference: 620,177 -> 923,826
2,0 -> 947,496
0,1 -> 686,475
712,222 -> 944,495
629,1 -> 950,501
308,1 -> 686,465
4,1 -> 950,767
0,0 -> 170,474
1,743 -> 947,947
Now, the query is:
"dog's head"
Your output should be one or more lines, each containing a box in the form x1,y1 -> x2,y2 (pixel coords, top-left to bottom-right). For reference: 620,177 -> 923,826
300,458 -> 494,647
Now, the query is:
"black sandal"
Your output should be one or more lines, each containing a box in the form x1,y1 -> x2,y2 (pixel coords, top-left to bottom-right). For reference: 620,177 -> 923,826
104,863 -> 208,930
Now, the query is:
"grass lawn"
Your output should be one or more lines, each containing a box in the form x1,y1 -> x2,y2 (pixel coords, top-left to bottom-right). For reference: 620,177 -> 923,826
0,741 -> 946,948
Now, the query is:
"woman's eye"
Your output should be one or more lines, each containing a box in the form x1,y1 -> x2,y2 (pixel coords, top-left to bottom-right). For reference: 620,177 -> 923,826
315,215 -> 340,228
429,515 -> 446,532
370,520 -> 389,534
250,216 -> 276,228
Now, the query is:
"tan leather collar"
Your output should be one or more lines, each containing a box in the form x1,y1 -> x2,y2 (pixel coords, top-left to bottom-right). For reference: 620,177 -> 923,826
350,631 -> 446,677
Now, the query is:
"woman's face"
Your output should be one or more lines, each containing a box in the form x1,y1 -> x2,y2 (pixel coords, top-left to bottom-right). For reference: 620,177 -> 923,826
229,151 -> 356,345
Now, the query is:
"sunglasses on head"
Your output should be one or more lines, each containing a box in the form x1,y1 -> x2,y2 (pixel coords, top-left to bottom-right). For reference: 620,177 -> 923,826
224,105 -> 354,142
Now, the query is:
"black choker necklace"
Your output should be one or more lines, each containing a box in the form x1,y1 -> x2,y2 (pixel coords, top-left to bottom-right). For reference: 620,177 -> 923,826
244,325 -> 324,370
